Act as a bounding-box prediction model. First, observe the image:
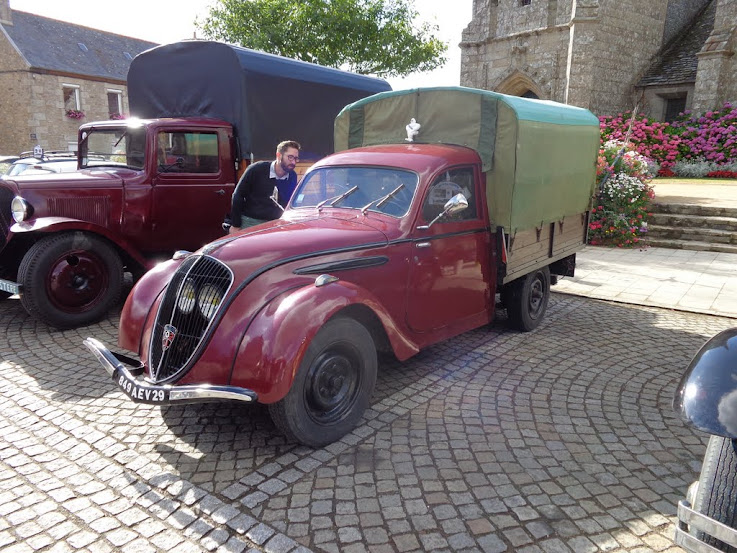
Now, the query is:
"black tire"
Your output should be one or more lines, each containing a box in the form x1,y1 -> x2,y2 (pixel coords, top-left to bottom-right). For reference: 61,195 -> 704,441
269,317 -> 377,447
693,436 -> 737,552
17,232 -> 123,329
506,266 -> 550,332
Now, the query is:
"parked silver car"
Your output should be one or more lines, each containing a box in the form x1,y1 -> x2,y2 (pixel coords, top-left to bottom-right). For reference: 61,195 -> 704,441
2,151 -> 78,178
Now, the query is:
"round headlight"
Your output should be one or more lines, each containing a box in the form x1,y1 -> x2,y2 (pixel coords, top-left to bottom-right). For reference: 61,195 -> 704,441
197,284 -> 223,320
11,196 -> 32,223
177,279 -> 196,315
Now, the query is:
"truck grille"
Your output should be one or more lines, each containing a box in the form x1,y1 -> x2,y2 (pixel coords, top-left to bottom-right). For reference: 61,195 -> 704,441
149,255 -> 233,382
0,186 -> 13,251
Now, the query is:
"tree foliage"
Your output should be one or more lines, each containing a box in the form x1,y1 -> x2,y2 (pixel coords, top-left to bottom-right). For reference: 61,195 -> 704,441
197,0 -> 448,77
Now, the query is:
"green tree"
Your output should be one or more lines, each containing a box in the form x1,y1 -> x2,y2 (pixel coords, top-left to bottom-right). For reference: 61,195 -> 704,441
197,0 -> 448,77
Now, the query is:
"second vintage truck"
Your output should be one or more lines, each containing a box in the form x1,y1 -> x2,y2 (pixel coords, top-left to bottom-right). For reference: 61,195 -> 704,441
85,87 -> 600,447
0,40 -> 389,328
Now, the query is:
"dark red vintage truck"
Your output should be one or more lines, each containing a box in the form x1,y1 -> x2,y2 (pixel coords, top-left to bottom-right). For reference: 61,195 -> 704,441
85,87 -> 600,447
0,40 -> 389,328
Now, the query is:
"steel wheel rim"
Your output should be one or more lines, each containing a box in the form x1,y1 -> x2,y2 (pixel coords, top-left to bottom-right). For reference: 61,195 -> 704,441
304,344 -> 362,424
528,274 -> 545,319
46,249 -> 109,313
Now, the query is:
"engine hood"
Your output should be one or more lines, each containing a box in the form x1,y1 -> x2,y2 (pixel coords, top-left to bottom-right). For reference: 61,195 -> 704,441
201,215 -> 388,276
4,168 -> 125,190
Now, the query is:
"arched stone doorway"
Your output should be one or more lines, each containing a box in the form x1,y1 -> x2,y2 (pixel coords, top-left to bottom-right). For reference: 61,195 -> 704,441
495,70 -> 544,99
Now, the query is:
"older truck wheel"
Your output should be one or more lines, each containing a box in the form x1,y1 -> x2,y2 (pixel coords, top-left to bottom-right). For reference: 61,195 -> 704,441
17,232 -> 123,329
269,317 -> 377,447
692,436 -> 737,552
505,266 -> 550,332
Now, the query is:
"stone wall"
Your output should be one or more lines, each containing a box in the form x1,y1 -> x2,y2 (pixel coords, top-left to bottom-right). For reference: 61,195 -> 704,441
24,74 -> 130,153
692,0 -> 737,112
586,0 -> 668,115
0,26 -> 31,154
462,0 -> 672,114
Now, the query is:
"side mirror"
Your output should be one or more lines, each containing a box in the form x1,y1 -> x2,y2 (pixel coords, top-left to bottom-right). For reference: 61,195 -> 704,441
418,193 -> 469,229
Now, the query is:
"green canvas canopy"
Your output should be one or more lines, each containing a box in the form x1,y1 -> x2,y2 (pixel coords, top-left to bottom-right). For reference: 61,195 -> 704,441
335,86 -> 600,233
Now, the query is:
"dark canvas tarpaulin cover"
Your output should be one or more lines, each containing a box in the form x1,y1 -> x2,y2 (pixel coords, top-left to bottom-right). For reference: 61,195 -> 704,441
335,87 -> 600,232
127,41 -> 391,161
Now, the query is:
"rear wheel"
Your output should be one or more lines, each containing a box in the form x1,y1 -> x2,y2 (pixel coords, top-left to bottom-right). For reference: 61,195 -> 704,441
693,436 -> 737,551
17,232 -> 123,329
269,317 -> 377,447
505,266 -> 550,332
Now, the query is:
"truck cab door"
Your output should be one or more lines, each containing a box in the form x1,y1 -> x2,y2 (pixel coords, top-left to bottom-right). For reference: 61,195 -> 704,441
405,166 -> 492,333
151,130 -> 234,252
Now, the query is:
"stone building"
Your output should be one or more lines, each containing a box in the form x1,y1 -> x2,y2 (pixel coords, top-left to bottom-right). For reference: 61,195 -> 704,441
460,0 -> 736,119
0,0 -> 155,154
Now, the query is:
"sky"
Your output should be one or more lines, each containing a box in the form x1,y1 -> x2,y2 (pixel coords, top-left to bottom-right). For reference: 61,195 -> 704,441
9,0 -> 474,90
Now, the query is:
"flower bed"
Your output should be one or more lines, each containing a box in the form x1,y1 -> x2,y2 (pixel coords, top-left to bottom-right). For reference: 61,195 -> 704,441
599,102 -> 737,173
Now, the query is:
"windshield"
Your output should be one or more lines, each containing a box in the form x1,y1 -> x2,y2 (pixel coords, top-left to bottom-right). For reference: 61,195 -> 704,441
291,167 -> 418,217
80,127 -> 147,170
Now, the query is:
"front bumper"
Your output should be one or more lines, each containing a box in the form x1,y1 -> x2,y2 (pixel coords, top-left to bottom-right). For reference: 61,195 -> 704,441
83,337 -> 258,405
675,498 -> 737,552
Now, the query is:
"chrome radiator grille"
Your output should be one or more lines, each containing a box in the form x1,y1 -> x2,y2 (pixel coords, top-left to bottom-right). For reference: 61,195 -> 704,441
149,255 -> 233,382
0,186 -> 13,251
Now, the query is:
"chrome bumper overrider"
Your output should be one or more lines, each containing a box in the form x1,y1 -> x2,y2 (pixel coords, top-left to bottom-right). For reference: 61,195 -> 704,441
83,337 -> 258,405
675,499 -> 737,552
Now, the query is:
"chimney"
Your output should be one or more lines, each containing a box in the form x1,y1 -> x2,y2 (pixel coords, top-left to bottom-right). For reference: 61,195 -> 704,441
0,0 -> 12,25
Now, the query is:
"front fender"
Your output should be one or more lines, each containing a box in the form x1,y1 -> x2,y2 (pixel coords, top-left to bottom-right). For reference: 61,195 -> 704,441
232,279 -> 419,404
674,328 -> 737,438
118,258 -> 183,353
11,217 -> 150,269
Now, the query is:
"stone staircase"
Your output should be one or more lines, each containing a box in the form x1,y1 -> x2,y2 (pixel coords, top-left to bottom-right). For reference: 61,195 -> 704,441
646,203 -> 737,253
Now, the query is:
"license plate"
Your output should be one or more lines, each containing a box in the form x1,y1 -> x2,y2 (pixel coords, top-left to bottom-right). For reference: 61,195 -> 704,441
115,372 -> 169,403
0,279 -> 20,295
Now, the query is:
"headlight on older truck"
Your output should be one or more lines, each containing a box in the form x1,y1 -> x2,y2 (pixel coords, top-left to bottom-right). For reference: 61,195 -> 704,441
11,196 -> 33,223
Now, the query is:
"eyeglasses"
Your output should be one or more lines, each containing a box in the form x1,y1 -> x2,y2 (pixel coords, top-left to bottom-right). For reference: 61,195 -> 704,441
285,154 -> 300,162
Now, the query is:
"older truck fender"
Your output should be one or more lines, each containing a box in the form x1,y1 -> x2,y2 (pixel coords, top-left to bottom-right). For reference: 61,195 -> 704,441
231,278 -> 420,404
11,216 -> 152,270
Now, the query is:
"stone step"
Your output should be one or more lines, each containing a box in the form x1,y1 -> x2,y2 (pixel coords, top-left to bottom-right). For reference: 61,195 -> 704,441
649,212 -> 737,231
645,237 -> 737,254
647,224 -> 737,244
651,202 -> 737,218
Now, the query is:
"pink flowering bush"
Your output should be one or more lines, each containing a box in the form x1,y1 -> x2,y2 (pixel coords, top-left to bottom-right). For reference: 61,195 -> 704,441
599,102 -> 737,171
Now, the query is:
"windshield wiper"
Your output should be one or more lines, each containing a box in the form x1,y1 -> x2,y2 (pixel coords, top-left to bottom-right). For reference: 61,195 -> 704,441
361,184 -> 405,214
316,185 -> 358,210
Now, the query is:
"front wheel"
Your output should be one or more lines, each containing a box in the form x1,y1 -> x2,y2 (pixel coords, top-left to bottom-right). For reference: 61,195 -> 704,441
269,317 -> 377,447
17,232 -> 123,329
692,436 -> 737,552
505,266 -> 550,332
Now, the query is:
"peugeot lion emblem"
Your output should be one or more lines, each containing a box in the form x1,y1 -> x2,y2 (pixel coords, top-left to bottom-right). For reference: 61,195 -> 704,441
162,324 -> 177,351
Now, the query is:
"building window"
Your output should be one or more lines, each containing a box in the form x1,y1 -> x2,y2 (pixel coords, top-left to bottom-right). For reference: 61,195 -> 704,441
63,85 -> 80,111
107,90 -> 123,118
664,95 -> 687,122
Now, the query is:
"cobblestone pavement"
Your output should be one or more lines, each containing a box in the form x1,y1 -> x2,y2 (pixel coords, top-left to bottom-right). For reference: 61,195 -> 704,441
1,293 -> 733,553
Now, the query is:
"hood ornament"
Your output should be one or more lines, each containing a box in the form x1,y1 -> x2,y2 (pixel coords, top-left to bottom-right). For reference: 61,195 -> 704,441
405,118 -> 421,142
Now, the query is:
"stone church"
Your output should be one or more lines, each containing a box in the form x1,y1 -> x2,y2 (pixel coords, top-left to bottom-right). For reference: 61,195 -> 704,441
460,0 -> 736,120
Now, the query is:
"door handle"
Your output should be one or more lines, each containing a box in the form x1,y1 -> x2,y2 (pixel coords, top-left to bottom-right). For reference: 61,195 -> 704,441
416,242 -> 431,248
215,189 -> 226,195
